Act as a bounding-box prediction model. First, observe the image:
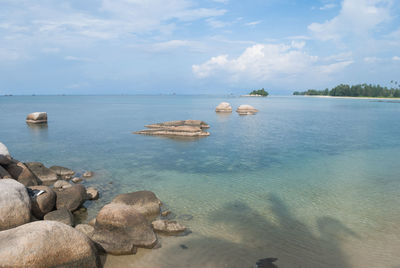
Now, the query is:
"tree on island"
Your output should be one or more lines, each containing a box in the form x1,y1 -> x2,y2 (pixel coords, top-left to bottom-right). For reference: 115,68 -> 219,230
249,88 -> 269,96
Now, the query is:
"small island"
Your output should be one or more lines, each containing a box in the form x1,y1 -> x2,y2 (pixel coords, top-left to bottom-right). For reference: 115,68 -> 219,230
293,83 -> 400,98
242,88 -> 269,97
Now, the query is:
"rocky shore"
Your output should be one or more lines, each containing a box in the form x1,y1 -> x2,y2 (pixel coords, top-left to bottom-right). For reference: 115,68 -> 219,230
0,142 -> 187,267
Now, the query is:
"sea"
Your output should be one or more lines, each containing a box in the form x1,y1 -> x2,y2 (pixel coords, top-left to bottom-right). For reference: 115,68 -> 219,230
1,95 -> 399,268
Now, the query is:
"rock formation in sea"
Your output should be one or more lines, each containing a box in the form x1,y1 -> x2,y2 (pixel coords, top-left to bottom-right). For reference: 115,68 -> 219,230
215,102 -> 232,113
236,104 -> 259,115
134,120 -> 210,137
26,112 -> 48,124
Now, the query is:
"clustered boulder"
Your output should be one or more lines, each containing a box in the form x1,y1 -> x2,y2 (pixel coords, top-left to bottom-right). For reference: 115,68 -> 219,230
215,102 -> 258,115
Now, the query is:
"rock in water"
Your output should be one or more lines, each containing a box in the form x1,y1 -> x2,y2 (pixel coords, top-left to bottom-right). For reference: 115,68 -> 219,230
53,179 -> 72,189
25,162 -> 58,186
0,179 -> 31,231
87,187 -> 99,200
28,185 -> 56,219
26,112 -> 48,124
134,120 -> 210,137
236,104 -> 258,115
145,120 -> 210,129
151,220 -> 186,235
215,102 -> 232,113
83,171 -> 94,178
0,142 -> 12,165
49,165 -> 75,179
3,159 -> 40,186
111,190 -> 161,218
0,221 -> 100,268
91,203 -> 157,255
44,208 -> 74,226
55,184 -> 87,212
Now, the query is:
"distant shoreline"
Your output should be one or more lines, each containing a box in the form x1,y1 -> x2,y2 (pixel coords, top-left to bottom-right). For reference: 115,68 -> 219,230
240,94 -> 266,97
302,95 -> 400,100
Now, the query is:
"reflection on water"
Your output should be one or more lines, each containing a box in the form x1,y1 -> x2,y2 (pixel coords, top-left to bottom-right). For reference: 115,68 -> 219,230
26,123 -> 48,139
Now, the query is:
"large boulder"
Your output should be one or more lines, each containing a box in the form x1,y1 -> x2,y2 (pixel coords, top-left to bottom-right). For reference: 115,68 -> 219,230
151,219 -> 186,235
215,102 -> 232,113
49,165 -> 75,180
0,142 -> 12,165
26,162 -> 58,186
26,112 -> 48,124
55,184 -> 87,212
0,165 -> 13,179
28,185 -> 56,219
44,208 -> 74,226
0,179 -> 31,231
3,159 -> 40,186
76,224 -> 95,237
111,190 -> 161,218
0,221 -> 100,268
91,203 -> 157,255
236,104 -> 258,115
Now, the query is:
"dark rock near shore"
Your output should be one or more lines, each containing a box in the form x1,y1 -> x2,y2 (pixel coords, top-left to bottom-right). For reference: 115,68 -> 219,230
0,165 -> 12,179
83,171 -> 94,178
53,179 -> 72,189
91,203 -> 157,255
0,142 -> 12,165
0,179 -> 31,231
3,159 -> 40,186
28,185 -> 56,219
0,221 -> 101,268
55,184 -> 87,212
26,162 -> 58,186
87,187 -> 99,200
111,190 -> 161,218
44,208 -> 74,226
49,165 -> 75,179
26,112 -> 48,124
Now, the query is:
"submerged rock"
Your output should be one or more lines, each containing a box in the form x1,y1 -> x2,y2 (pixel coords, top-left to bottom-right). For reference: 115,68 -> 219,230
55,184 -> 87,212
0,179 -> 31,231
91,203 -> 157,255
151,220 -> 186,235
25,162 -> 58,186
44,208 -> 74,226
28,185 -> 56,219
49,165 -> 75,179
3,159 -> 40,186
26,112 -> 48,124
236,104 -> 258,115
215,102 -> 233,113
0,221 -> 100,268
111,190 -> 161,218
83,171 -> 94,178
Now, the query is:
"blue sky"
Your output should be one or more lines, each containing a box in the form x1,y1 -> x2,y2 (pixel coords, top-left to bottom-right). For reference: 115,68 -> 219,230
0,0 -> 399,95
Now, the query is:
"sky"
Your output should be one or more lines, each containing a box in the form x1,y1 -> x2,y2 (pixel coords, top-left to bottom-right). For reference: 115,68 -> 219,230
0,0 -> 399,95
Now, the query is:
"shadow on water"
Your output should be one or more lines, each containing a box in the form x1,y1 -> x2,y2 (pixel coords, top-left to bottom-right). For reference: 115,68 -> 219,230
157,193 -> 358,268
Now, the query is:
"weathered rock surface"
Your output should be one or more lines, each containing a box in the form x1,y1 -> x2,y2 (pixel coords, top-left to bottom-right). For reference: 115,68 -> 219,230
146,120 -> 210,129
49,165 -> 75,179
215,102 -> 232,113
134,120 -> 210,137
0,179 -> 31,231
53,179 -> 72,188
236,104 -> 258,115
111,190 -> 161,218
55,184 -> 87,212
83,171 -> 94,178
44,208 -> 74,226
0,142 -> 12,165
0,221 -> 100,268
3,159 -> 40,186
76,224 -> 95,237
72,177 -> 83,183
26,112 -> 48,124
26,162 -> 58,186
28,185 -> 56,219
0,165 -> 12,179
91,203 -> 157,255
151,219 -> 186,234
87,187 -> 99,200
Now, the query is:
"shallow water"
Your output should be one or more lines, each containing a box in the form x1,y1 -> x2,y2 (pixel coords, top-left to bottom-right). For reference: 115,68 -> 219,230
1,95 -> 400,267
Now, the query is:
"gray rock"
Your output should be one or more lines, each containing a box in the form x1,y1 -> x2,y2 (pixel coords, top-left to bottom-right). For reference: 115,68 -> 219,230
0,221 -> 100,268
53,179 -> 72,188
44,208 -> 74,226
25,162 -> 58,186
28,185 -> 56,219
49,165 -> 75,179
86,187 -> 99,200
83,171 -> 94,178
236,104 -> 258,115
26,112 -> 47,124
215,102 -> 232,113
0,142 -> 12,165
72,177 -> 83,183
134,120 -> 210,137
55,184 -> 87,212
151,219 -> 186,234
75,224 -> 94,237
3,159 -> 40,186
91,203 -> 157,255
111,190 -> 161,218
0,179 -> 31,231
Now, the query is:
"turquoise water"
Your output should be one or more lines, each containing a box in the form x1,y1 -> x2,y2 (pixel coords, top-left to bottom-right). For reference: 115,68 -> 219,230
1,95 -> 400,267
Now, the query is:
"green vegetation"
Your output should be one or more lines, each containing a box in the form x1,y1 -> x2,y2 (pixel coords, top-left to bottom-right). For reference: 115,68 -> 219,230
293,82 -> 400,98
249,88 -> 269,96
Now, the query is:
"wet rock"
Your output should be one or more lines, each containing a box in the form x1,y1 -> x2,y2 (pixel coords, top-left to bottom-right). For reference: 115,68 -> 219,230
72,177 -> 83,183
134,120 -> 210,137
0,142 -> 12,165
91,203 -> 157,255
111,190 -> 161,218
76,224 -> 95,237
83,171 -> 94,178
26,112 -> 48,124
0,221 -> 100,268
55,184 -> 87,212
145,120 -> 210,129
28,185 -> 56,219
3,159 -> 40,186
0,179 -> 31,231
53,179 -> 72,189
87,187 -> 99,200
49,165 -> 75,179
215,102 -> 232,113
44,208 -> 74,226
256,257 -> 278,268
236,104 -> 258,115
161,210 -> 171,217
25,162 -> 58,186
151,220 -> 186,235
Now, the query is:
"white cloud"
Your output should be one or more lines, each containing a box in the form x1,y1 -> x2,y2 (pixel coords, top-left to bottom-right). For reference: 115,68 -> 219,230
64,56 -> 92,62
206,18 -> 230,28
320,3 -> 336,10
140,39 -> 204,52
309,0 -> 392,41
245,20 -> 262,26
364,56 -> 381,63
393,56 -> 400,61
192,42 -> 353,81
